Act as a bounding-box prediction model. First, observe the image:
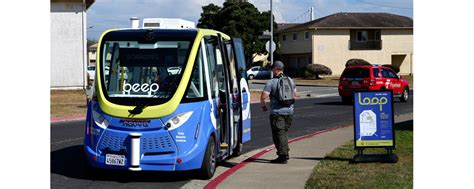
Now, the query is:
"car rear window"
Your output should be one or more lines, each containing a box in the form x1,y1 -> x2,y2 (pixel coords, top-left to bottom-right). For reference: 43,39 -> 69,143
341,68 -> 370,78
372,68 -> 379,77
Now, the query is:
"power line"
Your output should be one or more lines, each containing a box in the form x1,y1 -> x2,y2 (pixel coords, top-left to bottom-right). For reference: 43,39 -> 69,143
356,0 -> 413,10
289,8 -> 312,23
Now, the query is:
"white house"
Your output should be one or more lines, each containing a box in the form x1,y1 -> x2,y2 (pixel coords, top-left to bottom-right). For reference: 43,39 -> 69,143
51,0 -> 94,89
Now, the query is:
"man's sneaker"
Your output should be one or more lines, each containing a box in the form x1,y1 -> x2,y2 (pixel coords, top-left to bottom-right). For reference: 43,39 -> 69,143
270,157 -> 288,164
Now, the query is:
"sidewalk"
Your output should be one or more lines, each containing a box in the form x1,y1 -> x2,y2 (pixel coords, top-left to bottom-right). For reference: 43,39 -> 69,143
199,113 -> 413,189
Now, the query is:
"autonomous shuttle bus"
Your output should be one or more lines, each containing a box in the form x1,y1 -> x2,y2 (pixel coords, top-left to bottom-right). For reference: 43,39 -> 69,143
84,18 -> 251,179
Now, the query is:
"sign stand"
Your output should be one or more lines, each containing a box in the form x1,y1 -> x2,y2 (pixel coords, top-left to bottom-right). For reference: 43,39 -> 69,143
352,91 -> 398,163
353,148 -> 398,163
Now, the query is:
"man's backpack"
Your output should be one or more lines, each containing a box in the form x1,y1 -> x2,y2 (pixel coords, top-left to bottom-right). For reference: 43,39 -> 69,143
273,75 -> 295,106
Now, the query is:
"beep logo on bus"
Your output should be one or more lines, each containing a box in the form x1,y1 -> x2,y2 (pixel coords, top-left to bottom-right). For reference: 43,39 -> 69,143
122,81 -> 159,95
358,94 -> 388,111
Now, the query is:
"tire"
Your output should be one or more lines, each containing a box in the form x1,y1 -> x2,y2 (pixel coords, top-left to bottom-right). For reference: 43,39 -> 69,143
341,97 -> 352,104
400,87 -> 409,102
248,75 -> 254,80
197,136 -> 217,179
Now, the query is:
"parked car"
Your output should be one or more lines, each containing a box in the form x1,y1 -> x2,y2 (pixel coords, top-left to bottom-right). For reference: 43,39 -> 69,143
87,66 -> 96,80
246,66 -> 271,80
338,65 -> 409,103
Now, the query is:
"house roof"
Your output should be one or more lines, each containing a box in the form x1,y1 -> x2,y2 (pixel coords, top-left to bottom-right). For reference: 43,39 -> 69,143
276,23 -> 300,33
51,0 -> 95,9
280,12 -> 413,32
89,43 -> 98,50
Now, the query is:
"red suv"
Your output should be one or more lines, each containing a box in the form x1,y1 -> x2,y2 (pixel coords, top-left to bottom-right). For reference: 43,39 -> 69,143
338,65 -> 409,103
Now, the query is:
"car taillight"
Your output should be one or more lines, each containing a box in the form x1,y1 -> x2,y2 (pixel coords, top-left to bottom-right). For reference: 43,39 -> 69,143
370,79 -> 376,86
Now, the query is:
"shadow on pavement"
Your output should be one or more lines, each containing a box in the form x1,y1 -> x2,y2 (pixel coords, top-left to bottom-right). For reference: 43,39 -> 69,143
217,161 -> 238,168
313,101 -> 352,106
394,120 -> 413,131
291,157 -> 353,162
51,145 -> 195,182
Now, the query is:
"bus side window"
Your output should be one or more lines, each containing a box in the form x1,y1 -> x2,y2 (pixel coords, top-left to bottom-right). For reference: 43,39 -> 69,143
185,47 -> 206,99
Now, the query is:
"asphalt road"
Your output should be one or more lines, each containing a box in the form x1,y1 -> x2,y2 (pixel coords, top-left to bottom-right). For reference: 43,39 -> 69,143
249,82 -> 339,98
51,92 -> 413,188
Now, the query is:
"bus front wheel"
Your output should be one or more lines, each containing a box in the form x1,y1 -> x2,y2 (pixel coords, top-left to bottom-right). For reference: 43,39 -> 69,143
197,136 -> 217,179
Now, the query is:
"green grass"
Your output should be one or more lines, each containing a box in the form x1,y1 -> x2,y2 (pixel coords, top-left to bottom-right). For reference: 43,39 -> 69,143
305,120 -> 413,189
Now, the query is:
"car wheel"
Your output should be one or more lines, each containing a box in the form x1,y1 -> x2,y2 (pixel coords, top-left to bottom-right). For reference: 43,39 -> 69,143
400,87 -> 409,102
248,75 -> 254,80
341,97 -> 352,104
197,136 -> 217,179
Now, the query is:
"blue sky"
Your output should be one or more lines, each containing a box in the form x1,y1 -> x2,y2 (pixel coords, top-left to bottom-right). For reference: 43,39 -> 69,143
87,0 -> 413,40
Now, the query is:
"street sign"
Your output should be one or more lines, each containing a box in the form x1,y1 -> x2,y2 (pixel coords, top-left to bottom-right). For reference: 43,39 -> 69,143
353,91 -> 395,148
265,40 -> 276,53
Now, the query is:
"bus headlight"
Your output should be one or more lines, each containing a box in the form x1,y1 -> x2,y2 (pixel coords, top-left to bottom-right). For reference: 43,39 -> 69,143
164,111 -> 193,130
92,109 -> 110,129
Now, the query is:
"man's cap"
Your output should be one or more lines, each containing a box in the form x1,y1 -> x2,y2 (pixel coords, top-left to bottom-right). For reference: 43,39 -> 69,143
272,61 -> 284,70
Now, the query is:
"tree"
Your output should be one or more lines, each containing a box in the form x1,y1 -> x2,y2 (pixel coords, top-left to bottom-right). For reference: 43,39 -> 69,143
304,64 -> 332,79
197,3 -> 221,29
197,2 -> 277,66
345,58 -> 371,67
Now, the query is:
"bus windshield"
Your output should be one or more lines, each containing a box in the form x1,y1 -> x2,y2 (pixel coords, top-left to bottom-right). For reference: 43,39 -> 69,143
99,30 -> 196,106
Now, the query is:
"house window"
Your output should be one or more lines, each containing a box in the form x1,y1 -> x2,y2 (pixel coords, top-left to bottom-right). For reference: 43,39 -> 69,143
375,30 -> 381,40
349,29 -> 382,50
304,31 -> 309,40
292,33 -> 297,41
356,31 -> 368,42
282,34 -> 286,41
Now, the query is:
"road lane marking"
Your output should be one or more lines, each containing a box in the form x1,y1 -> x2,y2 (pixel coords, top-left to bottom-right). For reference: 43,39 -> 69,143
51,137 -> 82,145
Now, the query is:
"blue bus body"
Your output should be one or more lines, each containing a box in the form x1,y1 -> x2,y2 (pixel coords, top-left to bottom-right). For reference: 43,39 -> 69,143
83,22 -> 251,178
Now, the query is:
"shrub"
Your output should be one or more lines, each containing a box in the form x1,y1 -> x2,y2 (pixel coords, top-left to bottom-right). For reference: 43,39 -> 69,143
304,64 -> 332,79
345,58 -> 371,67
382,64 -> 400,73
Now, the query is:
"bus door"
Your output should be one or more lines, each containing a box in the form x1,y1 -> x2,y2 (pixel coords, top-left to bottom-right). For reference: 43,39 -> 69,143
204,36 -> 232,157
230,38 -> 251,143
216,34 -> 234,157
223,40 -> 241,153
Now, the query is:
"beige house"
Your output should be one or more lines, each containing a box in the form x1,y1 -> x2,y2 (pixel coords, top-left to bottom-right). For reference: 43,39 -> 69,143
88,43 -> 97,67
277,12 -> 413,76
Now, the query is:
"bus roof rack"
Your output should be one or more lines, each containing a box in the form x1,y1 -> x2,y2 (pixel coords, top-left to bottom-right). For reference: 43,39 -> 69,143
141,18 -> 195,29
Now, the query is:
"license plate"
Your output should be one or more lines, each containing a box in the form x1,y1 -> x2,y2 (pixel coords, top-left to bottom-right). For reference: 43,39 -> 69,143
351,81 -> 359,85
105,154 -> 125,166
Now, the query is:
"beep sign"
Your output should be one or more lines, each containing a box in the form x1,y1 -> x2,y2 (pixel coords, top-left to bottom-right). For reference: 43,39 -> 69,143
353,91 -> 395,148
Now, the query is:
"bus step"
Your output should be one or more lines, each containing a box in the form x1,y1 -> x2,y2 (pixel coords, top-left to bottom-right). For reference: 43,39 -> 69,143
220,143 -> 229,149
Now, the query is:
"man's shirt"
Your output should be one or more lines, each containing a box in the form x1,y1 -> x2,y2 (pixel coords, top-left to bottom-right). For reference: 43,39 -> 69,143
263,75 -> 295,115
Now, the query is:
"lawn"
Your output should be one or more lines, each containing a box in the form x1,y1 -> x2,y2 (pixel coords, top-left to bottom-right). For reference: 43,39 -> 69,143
305,120 -> 413,189
51,90 -> 88,118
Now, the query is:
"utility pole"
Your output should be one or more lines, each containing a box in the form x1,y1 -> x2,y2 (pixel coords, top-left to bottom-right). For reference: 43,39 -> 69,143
270,0 -> 273,67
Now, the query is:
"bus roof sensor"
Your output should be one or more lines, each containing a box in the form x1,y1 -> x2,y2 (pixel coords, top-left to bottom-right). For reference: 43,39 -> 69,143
142,18 -> 195,29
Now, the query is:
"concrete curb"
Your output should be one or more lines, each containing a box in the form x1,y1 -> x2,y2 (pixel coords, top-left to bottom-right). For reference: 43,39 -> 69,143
203,125 -> 351,189
202,113 -> 413,189
51,115 -> 85,123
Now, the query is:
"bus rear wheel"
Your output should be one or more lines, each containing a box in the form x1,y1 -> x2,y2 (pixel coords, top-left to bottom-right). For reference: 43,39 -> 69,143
197,136 -> 217,179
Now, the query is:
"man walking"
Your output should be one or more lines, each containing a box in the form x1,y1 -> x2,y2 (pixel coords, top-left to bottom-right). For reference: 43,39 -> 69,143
260,61 -> 297,164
